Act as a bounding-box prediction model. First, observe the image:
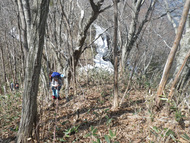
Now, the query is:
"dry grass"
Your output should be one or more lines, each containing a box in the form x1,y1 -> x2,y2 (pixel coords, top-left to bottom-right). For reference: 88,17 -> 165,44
0,75 -> 190,143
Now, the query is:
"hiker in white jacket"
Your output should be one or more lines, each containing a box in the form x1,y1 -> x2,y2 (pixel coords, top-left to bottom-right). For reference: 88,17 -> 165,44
51,76 -> 62,100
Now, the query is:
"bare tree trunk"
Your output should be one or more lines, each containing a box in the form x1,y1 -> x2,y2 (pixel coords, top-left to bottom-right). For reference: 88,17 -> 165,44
7,44 -> 14,83
168,49 -> 190,99
113,0 -> 119,109
163,0 -> 178,34
0,45 -> 7,93
186,11 -> 190,32
173,12 -> 190,91
12,39 -> 17,83
156,0 -> 190,108
17,0 -> 50,142
175,34 -> 190,92
63,0 -> 112,97
5,32 -> 15,91
121,0 -> 157,71
65,65 -> 72,101
16,3 -> 26,80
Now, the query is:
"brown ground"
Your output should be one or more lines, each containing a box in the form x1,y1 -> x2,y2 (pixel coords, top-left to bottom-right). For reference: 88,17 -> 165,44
1,82 -> 190,143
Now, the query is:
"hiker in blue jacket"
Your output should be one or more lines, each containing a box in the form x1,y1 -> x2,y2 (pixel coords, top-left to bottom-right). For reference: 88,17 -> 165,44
51,72 -> 62,100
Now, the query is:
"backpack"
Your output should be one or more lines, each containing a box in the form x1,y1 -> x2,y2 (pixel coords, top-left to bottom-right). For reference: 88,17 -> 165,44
51,72 -> 61,81
51,72 -> 62,87
51,72 -> 61,78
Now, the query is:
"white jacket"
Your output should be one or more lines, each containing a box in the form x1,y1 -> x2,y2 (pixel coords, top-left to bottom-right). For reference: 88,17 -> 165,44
51,78 -> 62,87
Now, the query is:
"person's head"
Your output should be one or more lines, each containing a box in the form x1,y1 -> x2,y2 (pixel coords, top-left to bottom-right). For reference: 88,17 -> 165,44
54,77 -> 59,81
15,83 -> 19,89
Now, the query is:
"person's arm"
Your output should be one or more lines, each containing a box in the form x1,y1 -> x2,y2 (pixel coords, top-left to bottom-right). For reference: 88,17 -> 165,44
51,78 -> 56,87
